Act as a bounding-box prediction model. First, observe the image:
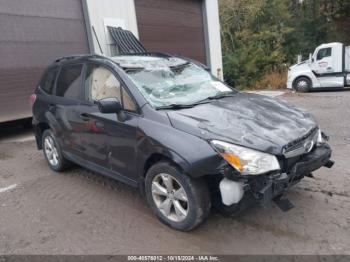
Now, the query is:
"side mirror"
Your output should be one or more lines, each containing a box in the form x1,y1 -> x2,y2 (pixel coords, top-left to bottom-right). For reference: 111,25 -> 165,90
97,98 -> 122,114
309,53 -> 314,63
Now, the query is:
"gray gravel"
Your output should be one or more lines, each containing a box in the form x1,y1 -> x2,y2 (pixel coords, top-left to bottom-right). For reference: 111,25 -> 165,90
0,90 -> 349,255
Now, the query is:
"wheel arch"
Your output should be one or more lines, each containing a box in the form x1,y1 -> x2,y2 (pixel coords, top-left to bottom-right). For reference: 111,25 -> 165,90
34,122 -> 51,149
138,149 -> 191,196
292,75 -> 313,90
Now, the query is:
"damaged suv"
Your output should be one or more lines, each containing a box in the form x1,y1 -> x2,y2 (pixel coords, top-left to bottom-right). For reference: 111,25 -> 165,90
31,53 -> 334,231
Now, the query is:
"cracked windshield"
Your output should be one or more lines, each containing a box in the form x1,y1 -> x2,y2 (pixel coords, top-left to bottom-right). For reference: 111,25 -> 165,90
125,61 -> 235,108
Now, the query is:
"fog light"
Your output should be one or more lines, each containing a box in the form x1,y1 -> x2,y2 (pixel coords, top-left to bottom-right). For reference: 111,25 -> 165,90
219,178 -> 244,206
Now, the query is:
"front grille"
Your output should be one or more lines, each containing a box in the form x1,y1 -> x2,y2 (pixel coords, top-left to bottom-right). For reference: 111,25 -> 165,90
282,127 -> 318,158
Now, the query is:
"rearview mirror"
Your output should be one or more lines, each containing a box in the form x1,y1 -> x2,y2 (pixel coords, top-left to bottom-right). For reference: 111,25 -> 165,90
97,98 -> 122,114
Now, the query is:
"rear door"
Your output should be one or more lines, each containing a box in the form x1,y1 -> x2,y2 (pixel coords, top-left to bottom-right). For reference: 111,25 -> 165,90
78,63 -> 140,184
51,63 -> 84,158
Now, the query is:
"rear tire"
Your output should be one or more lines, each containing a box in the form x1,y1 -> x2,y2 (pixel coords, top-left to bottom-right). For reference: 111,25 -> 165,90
294,77 -> 311,93
42,129 -> 71,172
145,161 -> 211,231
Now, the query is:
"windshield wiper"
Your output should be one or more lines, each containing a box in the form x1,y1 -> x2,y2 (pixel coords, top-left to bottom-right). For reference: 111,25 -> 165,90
156,92 -> 237,110
156,103 -> 200,110
196,92 -> 236,103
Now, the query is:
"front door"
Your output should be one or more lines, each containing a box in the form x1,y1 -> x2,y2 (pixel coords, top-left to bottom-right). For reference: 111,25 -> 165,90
79,63 -> 140,182
312,47 -> 334,75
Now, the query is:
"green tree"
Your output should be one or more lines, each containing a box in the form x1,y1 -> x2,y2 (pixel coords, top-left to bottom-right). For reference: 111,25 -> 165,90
220,0 -> 349,89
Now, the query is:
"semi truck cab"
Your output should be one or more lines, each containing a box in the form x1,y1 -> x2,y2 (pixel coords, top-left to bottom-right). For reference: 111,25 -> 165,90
287,42 -> 350,92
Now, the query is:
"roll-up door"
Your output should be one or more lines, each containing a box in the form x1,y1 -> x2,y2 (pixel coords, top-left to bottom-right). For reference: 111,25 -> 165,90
0,0 -> 89,122
134,0 -> 207,65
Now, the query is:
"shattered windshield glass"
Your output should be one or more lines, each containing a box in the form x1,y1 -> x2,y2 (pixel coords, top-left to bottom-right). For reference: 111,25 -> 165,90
122,58 -> 235,108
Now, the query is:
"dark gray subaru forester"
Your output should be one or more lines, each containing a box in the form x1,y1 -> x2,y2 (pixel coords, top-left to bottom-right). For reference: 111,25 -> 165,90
31,53 -> 334,231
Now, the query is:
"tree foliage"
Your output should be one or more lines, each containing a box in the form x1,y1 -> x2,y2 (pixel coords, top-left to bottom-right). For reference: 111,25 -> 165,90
220,0 -> 350,89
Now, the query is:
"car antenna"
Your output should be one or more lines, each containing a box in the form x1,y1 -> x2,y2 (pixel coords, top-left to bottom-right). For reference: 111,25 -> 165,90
92,25 -> 104,55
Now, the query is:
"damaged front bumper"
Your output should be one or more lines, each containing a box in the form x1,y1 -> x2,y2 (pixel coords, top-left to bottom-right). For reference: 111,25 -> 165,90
253,144 -> 333,208
217,144 -> 334,213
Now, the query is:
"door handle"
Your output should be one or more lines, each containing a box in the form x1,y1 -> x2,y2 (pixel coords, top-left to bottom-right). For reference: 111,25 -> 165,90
48,104 -> 55,112
80,113 -> 90,121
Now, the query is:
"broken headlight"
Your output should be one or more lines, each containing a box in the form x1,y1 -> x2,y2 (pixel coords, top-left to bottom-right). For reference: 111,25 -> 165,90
210,140 -> 280,176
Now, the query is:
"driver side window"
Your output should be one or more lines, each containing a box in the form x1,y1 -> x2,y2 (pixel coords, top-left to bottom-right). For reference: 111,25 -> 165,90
84,64 -> 137,112
85,64 -> 121,102
317,48 -> 332,61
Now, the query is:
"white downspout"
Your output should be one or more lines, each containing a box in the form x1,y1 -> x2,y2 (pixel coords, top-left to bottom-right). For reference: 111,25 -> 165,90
203,0 -> 223,80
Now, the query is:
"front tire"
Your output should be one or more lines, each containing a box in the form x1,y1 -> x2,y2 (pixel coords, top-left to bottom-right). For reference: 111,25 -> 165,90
42,129 -> 71,172
294,77 -> 311,93
145,161 -> 211,231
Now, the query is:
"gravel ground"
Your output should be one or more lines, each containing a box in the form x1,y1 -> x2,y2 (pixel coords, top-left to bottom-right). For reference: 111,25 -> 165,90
0,91 -> 349,255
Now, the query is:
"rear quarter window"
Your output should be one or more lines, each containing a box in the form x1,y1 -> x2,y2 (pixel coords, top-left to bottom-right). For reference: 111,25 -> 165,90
56,64 -> 83,99
40,67 -> 59,95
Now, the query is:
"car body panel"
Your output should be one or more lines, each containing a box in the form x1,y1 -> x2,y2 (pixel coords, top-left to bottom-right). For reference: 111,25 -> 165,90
167,93 -> 317,155
136,106 -> 226,178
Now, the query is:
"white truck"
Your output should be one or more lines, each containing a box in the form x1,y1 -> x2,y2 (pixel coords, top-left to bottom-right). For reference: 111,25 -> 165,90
287,42 -> 350,92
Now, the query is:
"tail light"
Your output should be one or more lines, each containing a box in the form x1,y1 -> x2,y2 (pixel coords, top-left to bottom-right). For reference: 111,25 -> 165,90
29,94 -> 37,107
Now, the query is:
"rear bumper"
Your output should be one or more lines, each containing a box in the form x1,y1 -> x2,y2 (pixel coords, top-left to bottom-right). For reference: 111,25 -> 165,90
254,144 -> 333,204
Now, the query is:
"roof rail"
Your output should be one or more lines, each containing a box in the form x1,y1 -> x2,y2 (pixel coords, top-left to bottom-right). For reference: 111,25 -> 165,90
120,52 -> 173,58
53,53 -> 109,63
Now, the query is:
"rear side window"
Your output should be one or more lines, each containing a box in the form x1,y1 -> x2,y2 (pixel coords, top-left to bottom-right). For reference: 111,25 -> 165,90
40,67 -> 58,94
56,64 -> 83,99
317,48 -> 332,60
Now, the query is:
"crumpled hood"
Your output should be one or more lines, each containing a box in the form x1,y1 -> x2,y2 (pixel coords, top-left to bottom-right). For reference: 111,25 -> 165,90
167,93 -> 317,155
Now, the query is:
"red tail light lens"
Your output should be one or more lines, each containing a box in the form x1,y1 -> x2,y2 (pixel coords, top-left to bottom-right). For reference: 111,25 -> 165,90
29,94 -> 37,107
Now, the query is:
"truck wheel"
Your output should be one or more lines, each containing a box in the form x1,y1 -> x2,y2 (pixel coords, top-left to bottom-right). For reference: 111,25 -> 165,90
145,161 -> 211,231
42,129 -> 71,172
294,77 -> 311,93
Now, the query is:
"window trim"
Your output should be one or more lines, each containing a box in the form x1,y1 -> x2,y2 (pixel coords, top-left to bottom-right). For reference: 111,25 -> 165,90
82,61 -> 141,115
53,63 -> 85,102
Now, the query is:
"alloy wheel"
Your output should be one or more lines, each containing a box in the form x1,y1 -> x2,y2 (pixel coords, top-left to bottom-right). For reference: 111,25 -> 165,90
297,80 -> 308,89
44,136 -> 59,167
151,173 -> 189,222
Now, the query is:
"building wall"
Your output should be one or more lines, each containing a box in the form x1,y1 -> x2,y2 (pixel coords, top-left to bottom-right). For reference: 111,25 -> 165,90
0,0 -> 223,122
83,0 -> 139,56
83,0 -> 223,79
0,0 -> 89,122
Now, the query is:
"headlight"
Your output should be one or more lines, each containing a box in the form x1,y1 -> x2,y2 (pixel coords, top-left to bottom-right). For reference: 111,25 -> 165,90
210,140 -> 280,175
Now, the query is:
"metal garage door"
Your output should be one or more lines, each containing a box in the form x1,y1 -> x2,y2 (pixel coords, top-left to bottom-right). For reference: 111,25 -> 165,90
0,0 -> 89,123
134,0 -> 207,64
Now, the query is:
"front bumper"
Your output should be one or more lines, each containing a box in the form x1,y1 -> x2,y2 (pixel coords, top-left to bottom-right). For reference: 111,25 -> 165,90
252,144 -> 333,204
